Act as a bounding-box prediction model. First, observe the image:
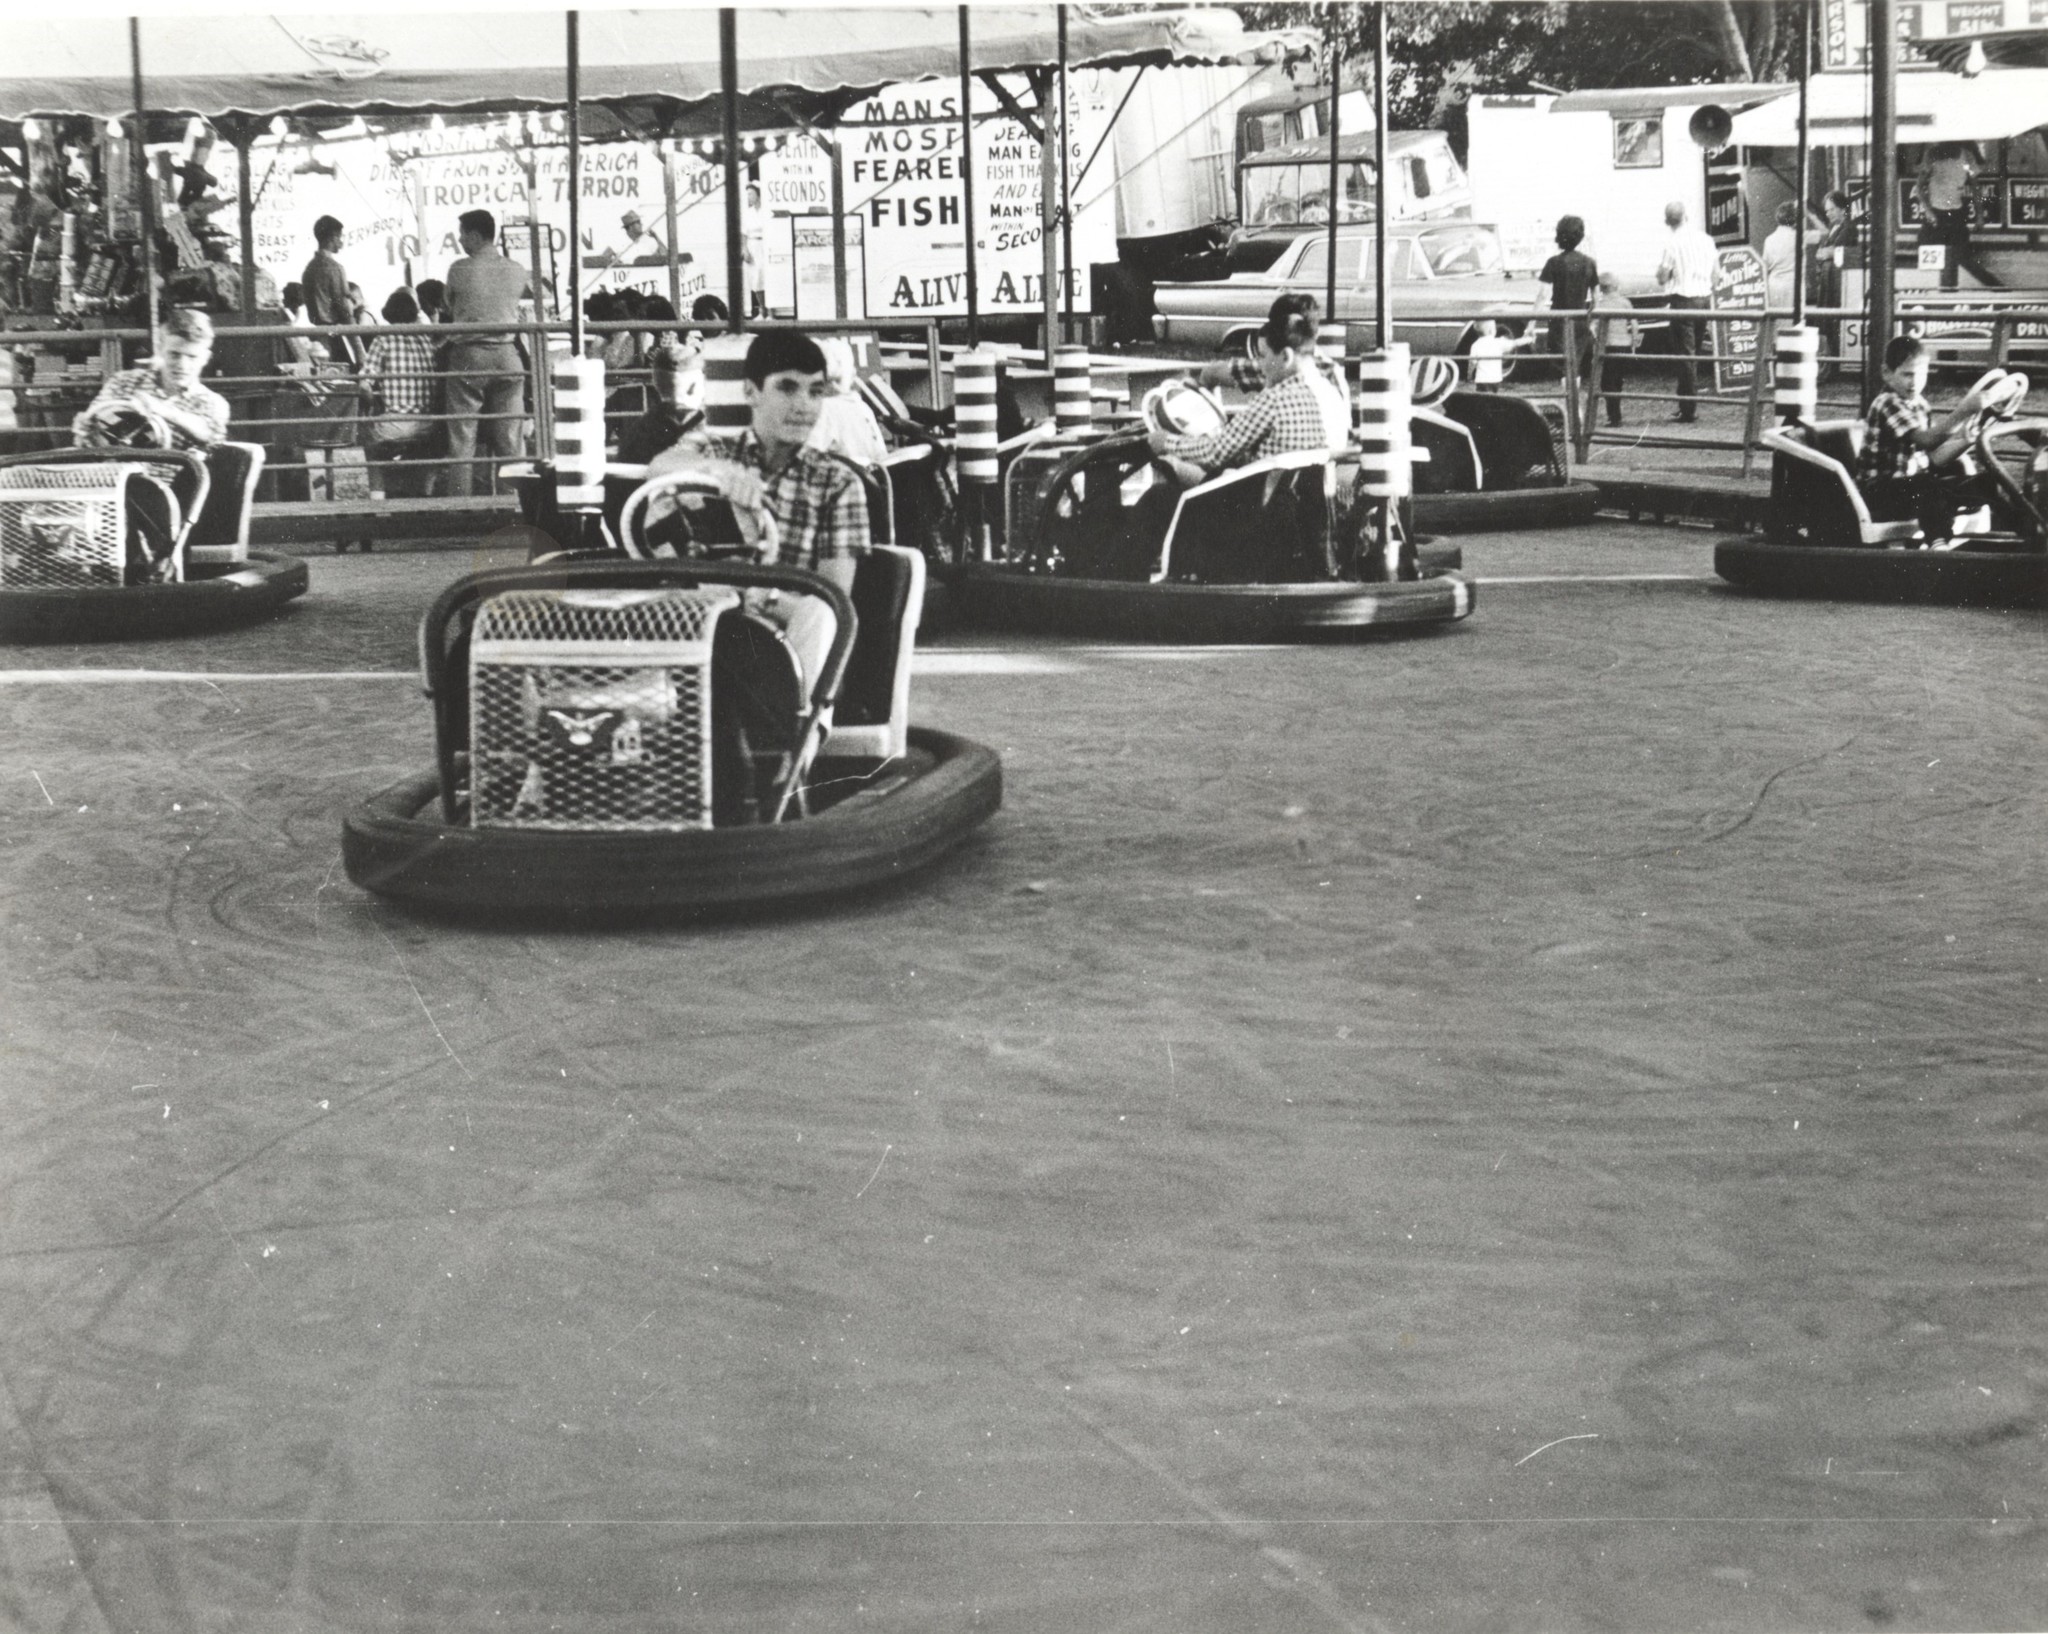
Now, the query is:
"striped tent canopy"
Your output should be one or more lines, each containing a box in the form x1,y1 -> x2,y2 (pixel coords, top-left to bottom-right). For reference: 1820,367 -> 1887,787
1912,27 -> 2048,75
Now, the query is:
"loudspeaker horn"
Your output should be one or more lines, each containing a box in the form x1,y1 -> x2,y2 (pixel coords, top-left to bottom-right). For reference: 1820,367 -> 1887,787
1688,104 -> 1734,153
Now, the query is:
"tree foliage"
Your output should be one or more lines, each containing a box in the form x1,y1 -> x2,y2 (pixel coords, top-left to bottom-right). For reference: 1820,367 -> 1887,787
1235,3 -> 1814,129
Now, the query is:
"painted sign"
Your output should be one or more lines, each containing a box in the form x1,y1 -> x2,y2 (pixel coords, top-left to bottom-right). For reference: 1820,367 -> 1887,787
839,74 -> 1116,318
1823,0 -> 2017,67
1712,244 -> 1767,391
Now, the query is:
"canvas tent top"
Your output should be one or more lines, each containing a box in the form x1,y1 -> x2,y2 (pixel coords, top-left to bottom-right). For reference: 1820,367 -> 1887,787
0,7 -> 1309,126
1546,83 -> 1789,115
1913,27 -> 2048,74
1728,64 -> 2048,146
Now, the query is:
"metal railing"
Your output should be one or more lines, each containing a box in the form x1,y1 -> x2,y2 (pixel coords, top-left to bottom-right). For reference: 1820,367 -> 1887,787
1,315 -> 948,505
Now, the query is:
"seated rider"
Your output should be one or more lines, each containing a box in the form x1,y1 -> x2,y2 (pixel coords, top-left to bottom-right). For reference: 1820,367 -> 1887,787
72,306 -> 232,574
643,329 -> 871,689
1147,292 -> 1350,487
1857,334 -> 1992,546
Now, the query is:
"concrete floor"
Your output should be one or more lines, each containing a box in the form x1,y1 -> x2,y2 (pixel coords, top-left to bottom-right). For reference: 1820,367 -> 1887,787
1,523 -> 2042,1632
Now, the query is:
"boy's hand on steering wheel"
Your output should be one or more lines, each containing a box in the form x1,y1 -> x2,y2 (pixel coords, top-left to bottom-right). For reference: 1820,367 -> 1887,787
1145,428 -> 1175,456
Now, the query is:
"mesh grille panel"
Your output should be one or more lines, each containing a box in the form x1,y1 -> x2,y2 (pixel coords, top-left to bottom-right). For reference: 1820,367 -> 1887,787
0,465 -> 130,588
469,587 -> 736,831
1537,402 -> 1569,483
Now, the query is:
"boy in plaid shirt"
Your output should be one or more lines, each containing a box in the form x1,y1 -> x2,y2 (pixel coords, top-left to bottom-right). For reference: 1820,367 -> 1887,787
1149,293 -> 1349,480
1858,335 -> 1991,544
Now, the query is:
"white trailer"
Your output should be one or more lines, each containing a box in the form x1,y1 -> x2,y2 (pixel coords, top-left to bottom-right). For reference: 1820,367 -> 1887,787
1465,85 -> 1787,291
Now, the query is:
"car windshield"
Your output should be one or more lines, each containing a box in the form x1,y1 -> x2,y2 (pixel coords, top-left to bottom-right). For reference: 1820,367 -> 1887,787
1242,161 -> 1376,228
1415,225 -> 1503,277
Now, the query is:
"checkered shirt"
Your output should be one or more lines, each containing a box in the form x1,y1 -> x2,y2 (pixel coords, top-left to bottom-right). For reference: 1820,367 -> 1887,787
692,428 -> 871,571
1858,389 -> 1930,484
361,329 -> 440,418
1226,352 -> 1344,397
1166,361 -> 1345,472
73,367 -> 229,450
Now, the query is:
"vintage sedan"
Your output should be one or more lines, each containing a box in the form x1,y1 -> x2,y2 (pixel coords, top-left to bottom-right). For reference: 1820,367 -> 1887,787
1151,221 -> 1537,366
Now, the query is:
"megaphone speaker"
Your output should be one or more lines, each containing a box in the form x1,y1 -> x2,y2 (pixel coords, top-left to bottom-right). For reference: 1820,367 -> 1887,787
1689,104 -> 1734,152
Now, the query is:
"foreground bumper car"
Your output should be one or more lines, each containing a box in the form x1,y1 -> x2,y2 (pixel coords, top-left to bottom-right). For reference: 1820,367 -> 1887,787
1407,366 -> 1601,532
948,383 -> 1474,642
1717,371 -> 2048,608
0,442 -> 305,642
342,472 -> 1000,919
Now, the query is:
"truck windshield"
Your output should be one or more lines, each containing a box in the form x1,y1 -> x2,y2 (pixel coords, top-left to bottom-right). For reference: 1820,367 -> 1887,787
1242,161 -> 1377,228
1415,225 -> 1504,277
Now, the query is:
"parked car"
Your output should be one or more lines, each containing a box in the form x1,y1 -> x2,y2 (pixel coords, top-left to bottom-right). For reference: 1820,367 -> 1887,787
1151,222 -> 1536,368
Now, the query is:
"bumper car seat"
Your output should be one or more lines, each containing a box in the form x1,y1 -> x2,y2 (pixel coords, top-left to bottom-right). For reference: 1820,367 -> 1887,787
1763,420 -> 1921,548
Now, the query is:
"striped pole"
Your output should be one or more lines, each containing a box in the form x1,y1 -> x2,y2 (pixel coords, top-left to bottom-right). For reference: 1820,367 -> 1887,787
1354,343 -> 1412,499
1316,321 -> 1356,441
551,356 -> 606,511
1774,323 -> 1819,423
1355,341 -> 1412,581
1053,344 -> 1093,433
955,349 -> 1000,483
701,333 -> 752,435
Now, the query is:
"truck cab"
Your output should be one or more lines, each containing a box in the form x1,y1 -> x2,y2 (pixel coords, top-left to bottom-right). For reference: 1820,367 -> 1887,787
1227,129 -> 1474,272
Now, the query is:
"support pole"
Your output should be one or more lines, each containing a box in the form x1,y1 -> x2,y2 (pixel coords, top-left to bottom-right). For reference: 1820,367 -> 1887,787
233,127 -> 256,319
721,7 -> 744,331
129,19 -> 158,355
662,137 -> 683,316
1793,0 -> 1811,325
1040,69 -> 1060,361
959,6 -> 980,347
828,133 -> 848,318
1373,4 -> 1389,350
1059,4 -> 1074,340
1865,0 -> 1896,398
566,11 -> 583,359
1325,37 -> 1341,317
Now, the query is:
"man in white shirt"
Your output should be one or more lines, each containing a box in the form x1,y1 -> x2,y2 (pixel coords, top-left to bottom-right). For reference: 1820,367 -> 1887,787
1655,199 -> 1717,424
599,209 -> 668,268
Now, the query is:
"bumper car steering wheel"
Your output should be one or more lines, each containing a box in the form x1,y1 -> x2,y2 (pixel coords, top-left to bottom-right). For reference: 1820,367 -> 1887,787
617,465 -> 782,563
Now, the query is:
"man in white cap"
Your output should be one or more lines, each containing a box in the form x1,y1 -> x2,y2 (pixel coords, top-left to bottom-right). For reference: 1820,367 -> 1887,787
598,208 -> 668,268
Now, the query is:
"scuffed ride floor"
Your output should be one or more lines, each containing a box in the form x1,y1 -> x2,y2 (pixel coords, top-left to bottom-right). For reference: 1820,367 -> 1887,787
0,524 -> 2043,1633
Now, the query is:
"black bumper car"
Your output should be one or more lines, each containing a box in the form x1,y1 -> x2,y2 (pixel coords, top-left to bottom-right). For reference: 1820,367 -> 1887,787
1407,374 -> 1601,532
948,383 -> 1474,642
0,442 -> 306,642
1717,371 -> 2048,608
342,471 -> 1000,919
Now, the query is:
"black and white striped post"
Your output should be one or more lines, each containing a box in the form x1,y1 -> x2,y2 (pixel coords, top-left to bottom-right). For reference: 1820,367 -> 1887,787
1053,344 -> 1093,434
701,334 -> 752,435
955,349 -> 999,560
1773,323 -> 1820,424
1354,343 -> 1412,580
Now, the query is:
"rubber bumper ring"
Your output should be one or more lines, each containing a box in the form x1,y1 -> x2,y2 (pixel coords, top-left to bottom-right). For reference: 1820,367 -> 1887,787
0,551 -> 309,644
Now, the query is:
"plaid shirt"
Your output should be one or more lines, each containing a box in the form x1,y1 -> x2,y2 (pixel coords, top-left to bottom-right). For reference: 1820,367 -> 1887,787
673,427 -> 870,571
1167,357 -> 1347,473
73,366 -> 229,449
361,328 -> 440,418
1858,388 -> 1931,483
1226,352 -> 1344,397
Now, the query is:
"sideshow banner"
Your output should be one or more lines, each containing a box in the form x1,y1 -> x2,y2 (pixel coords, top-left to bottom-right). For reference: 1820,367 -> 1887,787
840,74 -> 1116,318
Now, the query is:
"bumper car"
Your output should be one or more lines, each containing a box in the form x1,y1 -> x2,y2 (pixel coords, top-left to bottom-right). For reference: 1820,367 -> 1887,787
947,381 -> 1475,642
0,439 -> 306,642
1717,370 -> 2048,607
1405,359 -> 1601,533
342,468 -> 1001,919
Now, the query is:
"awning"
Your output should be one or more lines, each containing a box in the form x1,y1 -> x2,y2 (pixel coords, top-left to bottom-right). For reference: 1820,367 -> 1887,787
1548,83 -> 1789,115
1727,66 -> 2048,146
1913,28 -> 2048,74
0,8 -> 1310,127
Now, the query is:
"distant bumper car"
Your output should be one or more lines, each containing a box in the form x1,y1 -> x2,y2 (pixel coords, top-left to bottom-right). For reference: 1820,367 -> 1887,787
342,469 -> 1000,919
1717,370 -> 2048,607
948,381 -> 1474,641
1406,360 -> 1600,532
0,439 -> 305,642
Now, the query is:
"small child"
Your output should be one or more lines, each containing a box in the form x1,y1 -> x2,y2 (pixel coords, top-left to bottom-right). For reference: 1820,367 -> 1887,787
1593,272 -> 1638,428
1466,318 -> 1513,392
1856,334 -> 1990,544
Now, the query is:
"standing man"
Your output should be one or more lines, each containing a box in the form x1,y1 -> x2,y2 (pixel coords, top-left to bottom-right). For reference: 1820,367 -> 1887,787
742,183 -> 768,318
443,208 -> 533,498
302,215 -> 357,363
1916,143 -> 1981,291
1654,199 -> 1716,424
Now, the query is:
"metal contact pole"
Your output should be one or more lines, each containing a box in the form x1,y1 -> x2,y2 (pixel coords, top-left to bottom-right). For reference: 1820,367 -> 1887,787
130,19 -> 159,354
